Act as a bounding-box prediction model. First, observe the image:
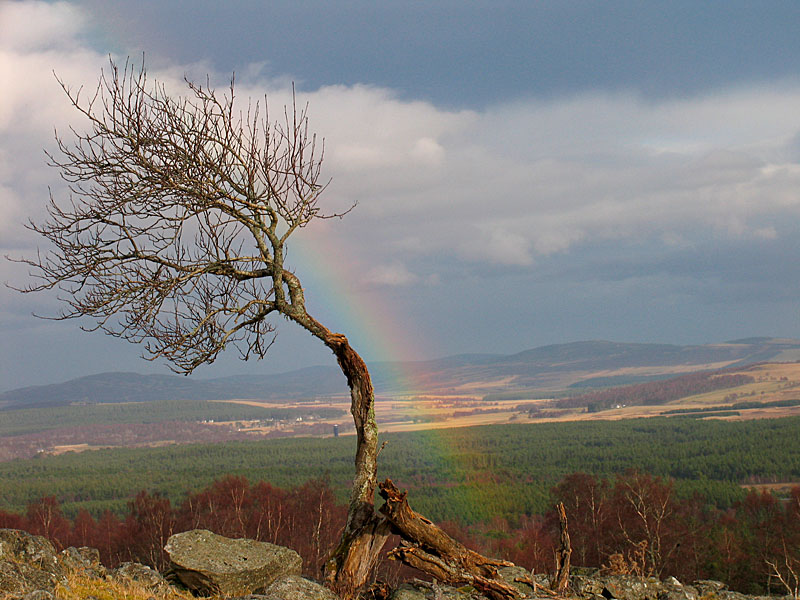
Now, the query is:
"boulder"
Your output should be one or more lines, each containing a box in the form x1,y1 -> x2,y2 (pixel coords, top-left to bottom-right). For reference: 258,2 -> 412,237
602,575 -> 662,600
657,577 -> 698,600
497,565 -> 544,597
0,529 -> 65,597
572,574 -> 664,600
693,580 -> 728,596
260,574 -> 340,599
164,529 -> 302,596
389,583 -> 430,600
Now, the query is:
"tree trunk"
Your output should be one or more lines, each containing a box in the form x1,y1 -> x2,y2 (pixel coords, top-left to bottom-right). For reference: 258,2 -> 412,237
378,479 -> 522,600
553,502 -> 572,595
321,332 -> 391,599
305,322 -> 522,599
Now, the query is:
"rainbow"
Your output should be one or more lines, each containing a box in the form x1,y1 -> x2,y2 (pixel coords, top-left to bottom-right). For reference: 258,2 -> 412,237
291,225 -> 516,523
290,222 -> 427,404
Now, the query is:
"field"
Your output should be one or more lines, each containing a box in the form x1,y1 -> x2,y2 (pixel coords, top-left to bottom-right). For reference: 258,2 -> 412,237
210,361 -> 800,437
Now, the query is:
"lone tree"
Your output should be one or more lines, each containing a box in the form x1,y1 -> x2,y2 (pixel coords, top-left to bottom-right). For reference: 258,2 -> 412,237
18,60 -> 524,599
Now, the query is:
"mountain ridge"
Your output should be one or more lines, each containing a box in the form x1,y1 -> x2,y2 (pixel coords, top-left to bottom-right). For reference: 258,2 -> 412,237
3,337 -> 800,409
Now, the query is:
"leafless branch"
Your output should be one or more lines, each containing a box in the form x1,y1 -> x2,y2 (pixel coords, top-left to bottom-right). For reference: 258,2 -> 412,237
12,57 -> 348,373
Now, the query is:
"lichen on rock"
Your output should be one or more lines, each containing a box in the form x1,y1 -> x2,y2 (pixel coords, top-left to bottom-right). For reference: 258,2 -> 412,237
164,528 -> 302,596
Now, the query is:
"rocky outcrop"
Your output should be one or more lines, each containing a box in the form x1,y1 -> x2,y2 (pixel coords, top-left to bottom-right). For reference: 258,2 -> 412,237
0,528 -> 66,597
0,528 -> 175,599
112,560 -> 173,593
0,528 -> 328,600
164,528 -> 303,596
0,527 -> 788,600
390,572 -> 784,600
58,545 -> 106,579
569,574 -> 778,600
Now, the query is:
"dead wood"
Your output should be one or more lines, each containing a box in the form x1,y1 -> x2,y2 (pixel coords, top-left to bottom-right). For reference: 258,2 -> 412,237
320,332 -> 391,599
513,573 -> 558,597
378,479 -> 522,600
552,502 -> 572,595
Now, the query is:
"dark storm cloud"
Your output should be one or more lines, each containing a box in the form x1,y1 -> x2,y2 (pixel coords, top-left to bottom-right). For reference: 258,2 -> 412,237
75,0 -> 800,107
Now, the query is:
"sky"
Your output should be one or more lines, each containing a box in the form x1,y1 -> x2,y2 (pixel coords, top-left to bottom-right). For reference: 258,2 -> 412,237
2,1 -> 800,391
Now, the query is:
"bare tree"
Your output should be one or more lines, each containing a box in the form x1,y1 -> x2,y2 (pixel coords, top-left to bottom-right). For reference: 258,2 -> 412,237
766,541 -> 800,600
16,59 -> 519,599
16,59 -> 386,598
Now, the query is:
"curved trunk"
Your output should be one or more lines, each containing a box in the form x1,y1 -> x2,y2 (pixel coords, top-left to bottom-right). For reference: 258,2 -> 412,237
288,303 -> 389,597
288,309 -> 521,599
322,331 -> 391,599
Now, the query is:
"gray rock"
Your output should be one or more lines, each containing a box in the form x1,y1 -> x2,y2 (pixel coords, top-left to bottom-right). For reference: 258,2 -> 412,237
59,546 -> 105,578
0,529 -> 65,597
260,574 -> 340,599
600,575 -> 662,600
693,580 -> 728,595
390,583 -> 429,600
164,529 -> 302,596
497,565 -> 541,597
388,580 -> 480,600
572,574 -> 607,598
658,578 -> 698,600
112,561 -> 170,591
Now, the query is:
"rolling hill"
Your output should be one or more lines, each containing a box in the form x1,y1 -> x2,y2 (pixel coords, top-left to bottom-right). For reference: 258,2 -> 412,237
3,337 -> 800,409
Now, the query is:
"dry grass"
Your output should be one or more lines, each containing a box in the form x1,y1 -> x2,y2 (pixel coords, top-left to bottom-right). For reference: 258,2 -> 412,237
51,570 -> 201,600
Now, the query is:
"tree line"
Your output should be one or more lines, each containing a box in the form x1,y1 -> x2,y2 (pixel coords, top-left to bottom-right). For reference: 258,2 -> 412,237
2,472 -> 798,596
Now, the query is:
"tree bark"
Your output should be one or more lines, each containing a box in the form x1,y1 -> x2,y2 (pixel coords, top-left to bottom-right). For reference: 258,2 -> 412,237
553,502 -> 572,595
379,479 -> 522,600
320,331 -> 391,600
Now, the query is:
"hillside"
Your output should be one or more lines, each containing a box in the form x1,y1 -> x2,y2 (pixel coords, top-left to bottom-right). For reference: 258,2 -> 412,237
4,337 -> 800,409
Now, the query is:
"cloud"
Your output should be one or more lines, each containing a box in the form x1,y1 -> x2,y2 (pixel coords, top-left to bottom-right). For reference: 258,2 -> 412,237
5,3 -> 800,333
5,1 -> 800,389
0,1 -> 84,54
7,2 -> 800,281
363,262 -> 420,287
256,83 -> 800,279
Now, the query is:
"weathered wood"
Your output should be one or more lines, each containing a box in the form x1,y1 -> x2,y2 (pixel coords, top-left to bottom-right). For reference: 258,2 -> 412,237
553,502 -> 572,595
325,508 -> 390,600
318,330 -> 391,600
379,479 -> 522,600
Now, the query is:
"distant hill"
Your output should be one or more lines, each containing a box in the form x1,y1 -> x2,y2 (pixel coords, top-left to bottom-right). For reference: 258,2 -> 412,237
3,337 -> 800,410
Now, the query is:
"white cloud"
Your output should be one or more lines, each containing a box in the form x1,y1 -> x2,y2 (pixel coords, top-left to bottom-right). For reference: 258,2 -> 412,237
5,0 -> 800,294
0,1 -> 84,53
459,225 -> 534,266
282,84 -> 800,275
364,262 -> 420,287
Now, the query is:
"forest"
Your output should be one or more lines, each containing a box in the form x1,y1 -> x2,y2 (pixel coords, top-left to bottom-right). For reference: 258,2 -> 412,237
2,416 -> 799,522
2,471 -> 797,596
2,414 -> 799,595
